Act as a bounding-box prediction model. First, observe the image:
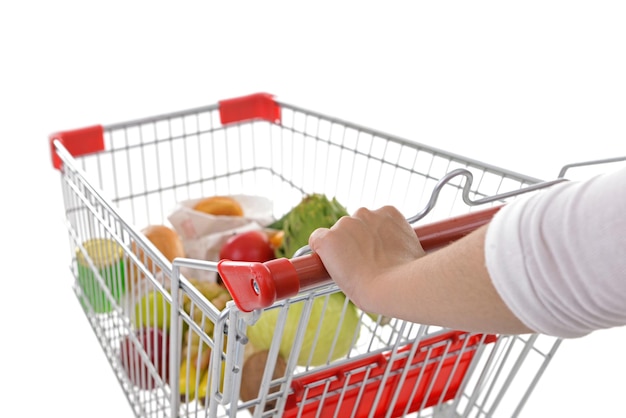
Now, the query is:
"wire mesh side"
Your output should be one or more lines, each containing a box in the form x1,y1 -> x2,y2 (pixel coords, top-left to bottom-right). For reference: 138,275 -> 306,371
58,145 -> 188,418
273,102 -> 543,225
76,99 -> 545,234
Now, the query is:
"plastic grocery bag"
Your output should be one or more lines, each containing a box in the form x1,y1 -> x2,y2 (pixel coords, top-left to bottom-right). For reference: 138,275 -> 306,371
167,194 -> 274,282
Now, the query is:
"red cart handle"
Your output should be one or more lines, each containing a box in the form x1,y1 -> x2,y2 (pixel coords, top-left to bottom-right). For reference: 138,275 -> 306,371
218,205 -> 502,312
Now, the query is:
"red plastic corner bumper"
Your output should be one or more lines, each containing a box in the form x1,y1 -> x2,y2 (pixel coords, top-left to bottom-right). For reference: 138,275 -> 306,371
49,125 -> 105,170
218,92 -> 281,125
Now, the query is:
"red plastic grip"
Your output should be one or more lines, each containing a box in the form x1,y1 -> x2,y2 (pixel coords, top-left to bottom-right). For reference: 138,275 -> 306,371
219,205 -> 503,312
218,92 -> 281,125
413,205 -> 502,251
49,125 -> 105,170
217,258 -> 301,312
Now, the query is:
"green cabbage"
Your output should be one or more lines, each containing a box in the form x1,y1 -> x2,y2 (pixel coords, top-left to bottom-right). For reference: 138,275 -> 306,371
275,194 -> 349,258
247,292 -> 360,367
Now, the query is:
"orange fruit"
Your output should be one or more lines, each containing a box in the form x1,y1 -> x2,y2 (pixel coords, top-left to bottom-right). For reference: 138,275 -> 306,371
129,224 -> 185,287
193,196 -> 244,217
268,230 -> 284,250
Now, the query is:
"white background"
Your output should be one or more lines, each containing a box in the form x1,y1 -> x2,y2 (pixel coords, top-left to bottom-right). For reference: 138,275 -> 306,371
1,1 -> 625,416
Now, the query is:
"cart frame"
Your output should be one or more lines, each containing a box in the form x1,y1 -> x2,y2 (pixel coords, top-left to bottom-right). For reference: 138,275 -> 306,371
51,92 -> 572,418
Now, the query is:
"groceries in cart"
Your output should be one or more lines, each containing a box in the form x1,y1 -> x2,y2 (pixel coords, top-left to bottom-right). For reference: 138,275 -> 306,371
178,277 -> 232,401
242,194 -> 361,367
120,326 -> 170,391
129,224 -> 186,290
76,238 -> 126,313
97,191 -> 363,410
168,194 -> 274,282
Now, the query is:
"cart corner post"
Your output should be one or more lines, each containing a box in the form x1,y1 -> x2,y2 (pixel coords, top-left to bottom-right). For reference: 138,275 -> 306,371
49,125 -> 105,170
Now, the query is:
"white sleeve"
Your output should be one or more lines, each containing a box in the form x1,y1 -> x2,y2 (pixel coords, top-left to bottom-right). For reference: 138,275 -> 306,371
484,165 -> 626,338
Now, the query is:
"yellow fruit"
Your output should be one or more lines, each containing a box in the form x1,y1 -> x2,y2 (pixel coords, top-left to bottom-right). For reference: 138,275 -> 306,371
193,196 -> 244,217
196,357 -> 226,404
179,347 -> 211,400
210,291 -> 232,311
194,280 -> 228,302
178,286 -> 233,403
183,280 -> 232,338
135,291 -> 170,330
185,330 -> 203,350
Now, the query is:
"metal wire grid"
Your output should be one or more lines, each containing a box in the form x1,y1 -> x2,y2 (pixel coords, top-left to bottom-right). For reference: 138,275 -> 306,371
68,100 -> 543,233
193,287 -> 560,418
59,153 -> 175,417
54,98 -> 560,418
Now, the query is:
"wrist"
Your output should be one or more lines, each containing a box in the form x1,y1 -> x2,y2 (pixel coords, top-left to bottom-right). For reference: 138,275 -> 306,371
347,264 -> 408,318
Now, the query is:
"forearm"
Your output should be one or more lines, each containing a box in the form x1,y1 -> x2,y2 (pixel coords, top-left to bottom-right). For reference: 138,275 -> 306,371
361,225 -> 534,334
309,206 -> 535,335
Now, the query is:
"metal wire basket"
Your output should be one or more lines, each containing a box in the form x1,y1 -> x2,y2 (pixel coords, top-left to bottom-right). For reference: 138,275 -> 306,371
50,92 -> 576,417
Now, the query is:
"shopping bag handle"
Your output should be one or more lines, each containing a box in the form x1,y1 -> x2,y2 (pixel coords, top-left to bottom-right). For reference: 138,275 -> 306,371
218,205 -> 502,312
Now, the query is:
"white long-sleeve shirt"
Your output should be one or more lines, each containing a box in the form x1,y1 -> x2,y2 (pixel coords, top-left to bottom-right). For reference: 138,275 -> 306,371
485,164 -> 626,338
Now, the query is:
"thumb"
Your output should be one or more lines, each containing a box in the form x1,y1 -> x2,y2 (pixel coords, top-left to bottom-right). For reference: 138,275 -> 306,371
308,227 -> 330,252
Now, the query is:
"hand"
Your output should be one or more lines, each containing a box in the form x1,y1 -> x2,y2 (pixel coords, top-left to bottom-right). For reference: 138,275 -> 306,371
308,206 -> 425,313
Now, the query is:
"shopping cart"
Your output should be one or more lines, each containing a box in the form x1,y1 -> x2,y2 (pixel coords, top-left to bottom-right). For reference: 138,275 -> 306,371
50,92 -> 610,417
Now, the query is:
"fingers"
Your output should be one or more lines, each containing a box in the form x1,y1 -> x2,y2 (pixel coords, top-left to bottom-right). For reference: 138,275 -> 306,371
309,215 -> 362,252
352,206 -> 414,239
353,205 -> 406,225
309,206 -> 408,252
308,227 -> 330,252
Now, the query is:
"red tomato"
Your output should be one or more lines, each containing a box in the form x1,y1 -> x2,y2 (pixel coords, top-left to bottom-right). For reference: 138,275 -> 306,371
219,230 -> 276,262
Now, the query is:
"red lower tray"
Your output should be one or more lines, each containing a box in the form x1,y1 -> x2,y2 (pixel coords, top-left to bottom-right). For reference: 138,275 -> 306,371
284,331 -> 497,418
